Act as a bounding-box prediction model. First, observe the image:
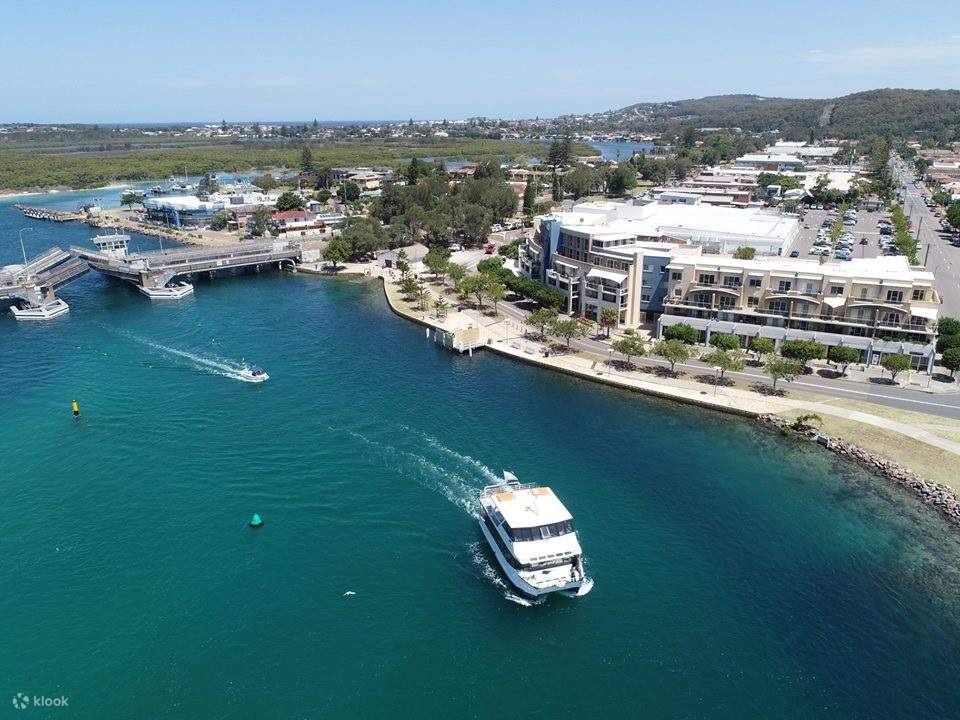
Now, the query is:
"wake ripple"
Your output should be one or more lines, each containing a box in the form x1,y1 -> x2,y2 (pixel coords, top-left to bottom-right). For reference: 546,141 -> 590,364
340,428 -> 482,517
112,329 -> 254,382
338,426 -> 542,606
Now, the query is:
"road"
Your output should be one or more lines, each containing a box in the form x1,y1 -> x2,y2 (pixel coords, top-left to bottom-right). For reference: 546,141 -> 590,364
892,158 -> 960,316
495,299 -> 960,419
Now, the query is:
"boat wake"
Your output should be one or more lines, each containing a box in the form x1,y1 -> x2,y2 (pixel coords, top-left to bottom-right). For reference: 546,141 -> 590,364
113,330 -> 254,382
466,541 -> 545,607
340,426 -> 545,606
403,428 -> 502,484
340,428 -> 482,517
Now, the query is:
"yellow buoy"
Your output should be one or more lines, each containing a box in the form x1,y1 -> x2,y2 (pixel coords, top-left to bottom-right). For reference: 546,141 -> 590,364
71,399 -> 80,417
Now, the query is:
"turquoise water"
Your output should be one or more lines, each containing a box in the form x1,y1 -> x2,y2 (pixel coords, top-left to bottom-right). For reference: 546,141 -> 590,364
3,193 -> 960,719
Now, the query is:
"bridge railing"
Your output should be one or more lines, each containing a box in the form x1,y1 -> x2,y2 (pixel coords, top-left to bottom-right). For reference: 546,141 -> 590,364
34,259 -> 90,289
128,240 -> 300,265
0,247 -> 72,284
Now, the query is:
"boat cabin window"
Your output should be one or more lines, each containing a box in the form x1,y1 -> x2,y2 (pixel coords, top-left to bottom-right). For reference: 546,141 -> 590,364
506,520 -> 574,542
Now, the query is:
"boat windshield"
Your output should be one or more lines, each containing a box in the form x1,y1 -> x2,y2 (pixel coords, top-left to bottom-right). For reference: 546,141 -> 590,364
506,520 -> 574,542
250,367 -> 263,375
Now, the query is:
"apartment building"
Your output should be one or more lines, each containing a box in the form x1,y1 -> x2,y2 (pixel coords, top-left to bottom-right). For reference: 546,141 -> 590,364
658,254 -> 939,370
270,210 -> 345,237
520,200 -> 797,324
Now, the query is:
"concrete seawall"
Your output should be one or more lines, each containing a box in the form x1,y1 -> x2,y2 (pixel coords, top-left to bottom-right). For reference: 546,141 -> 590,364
375,273 -> 960,529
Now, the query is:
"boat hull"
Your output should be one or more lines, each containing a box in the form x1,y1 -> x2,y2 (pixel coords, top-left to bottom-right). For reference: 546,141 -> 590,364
478,517 -> 590,599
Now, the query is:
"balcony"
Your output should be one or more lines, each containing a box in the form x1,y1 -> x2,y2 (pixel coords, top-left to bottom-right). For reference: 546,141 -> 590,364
764,288 -> 821,300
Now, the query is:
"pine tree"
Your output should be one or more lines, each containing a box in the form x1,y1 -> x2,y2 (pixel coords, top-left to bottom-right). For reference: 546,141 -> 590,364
523,180 -> 536,215
300,145 -> 314,174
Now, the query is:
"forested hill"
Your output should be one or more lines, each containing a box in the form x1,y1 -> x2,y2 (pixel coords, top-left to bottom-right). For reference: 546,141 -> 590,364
580,89 -> 960,140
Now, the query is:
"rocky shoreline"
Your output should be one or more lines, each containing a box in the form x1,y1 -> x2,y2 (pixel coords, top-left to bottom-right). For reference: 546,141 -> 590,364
757,414 -> 960,527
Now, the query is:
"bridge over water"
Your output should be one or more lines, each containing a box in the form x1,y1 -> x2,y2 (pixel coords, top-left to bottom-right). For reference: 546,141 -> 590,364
71,234 -> 303,299
0,247 -> 90,320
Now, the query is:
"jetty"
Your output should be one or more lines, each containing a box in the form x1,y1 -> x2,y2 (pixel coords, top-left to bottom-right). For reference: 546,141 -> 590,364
71,233 -> 303,297
0,247 -> 89,320
14,205 -> 85,223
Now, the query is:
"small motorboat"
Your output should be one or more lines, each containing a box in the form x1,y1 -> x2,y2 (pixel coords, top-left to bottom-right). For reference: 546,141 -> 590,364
237,365 -> 269,383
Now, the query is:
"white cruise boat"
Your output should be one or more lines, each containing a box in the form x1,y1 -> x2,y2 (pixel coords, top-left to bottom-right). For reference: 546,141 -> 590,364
479,472 -> 592,599
237,365 -> 269,383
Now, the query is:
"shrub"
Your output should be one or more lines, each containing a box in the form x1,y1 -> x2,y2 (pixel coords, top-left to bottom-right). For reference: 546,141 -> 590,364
941,347 -> 960,377
709,333 -> 741,351
938,317 -> 960,337
476,256 -> 505,275
749,336 -> 775,357
780,339 -> 826,367
662,323 -> 699,344
936,334 -> 960,353
501,274 -> 565,308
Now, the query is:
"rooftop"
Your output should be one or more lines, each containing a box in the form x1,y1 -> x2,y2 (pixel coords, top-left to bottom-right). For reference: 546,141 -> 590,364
272,210 -> 314,221
547,201 -> 798,243
737,153 -> 806,164
490,485 -> 572,529
666,253 -> 936,284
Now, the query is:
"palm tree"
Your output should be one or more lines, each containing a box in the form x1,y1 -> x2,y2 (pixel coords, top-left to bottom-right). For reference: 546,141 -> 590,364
599,307 -> 618,337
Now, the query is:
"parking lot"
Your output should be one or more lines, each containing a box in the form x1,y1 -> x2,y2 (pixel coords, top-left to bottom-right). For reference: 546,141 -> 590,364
790,207 -> 888,263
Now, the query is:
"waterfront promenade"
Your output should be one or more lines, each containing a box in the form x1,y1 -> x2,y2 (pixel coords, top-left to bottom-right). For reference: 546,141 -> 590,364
369,262 -> 960,491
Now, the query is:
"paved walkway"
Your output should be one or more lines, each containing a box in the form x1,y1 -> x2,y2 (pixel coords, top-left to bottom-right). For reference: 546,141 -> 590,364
490,300 -> 960,418
374,269 -> 960,459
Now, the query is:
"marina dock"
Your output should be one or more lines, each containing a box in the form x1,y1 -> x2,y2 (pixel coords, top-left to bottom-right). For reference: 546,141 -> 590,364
14,205 -> 86,223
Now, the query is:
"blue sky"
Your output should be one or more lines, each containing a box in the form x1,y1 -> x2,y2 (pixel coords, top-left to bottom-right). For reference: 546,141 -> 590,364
2,0 -> 958,122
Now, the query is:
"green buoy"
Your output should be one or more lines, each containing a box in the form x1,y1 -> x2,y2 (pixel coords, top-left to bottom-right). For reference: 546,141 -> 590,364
249,513 -> 263,528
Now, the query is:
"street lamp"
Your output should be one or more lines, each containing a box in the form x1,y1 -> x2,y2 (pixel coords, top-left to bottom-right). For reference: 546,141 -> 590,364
18,227 -> 33,265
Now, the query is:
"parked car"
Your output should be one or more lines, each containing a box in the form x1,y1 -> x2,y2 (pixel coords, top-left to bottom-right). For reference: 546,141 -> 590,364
789,250 -> 800,258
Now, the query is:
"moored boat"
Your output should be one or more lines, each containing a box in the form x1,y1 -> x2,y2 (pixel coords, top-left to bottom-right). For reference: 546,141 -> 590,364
478,472 -> 592,599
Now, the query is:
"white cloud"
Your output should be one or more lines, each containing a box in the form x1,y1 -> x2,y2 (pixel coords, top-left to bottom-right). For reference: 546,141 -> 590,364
804,37 -> 960,70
